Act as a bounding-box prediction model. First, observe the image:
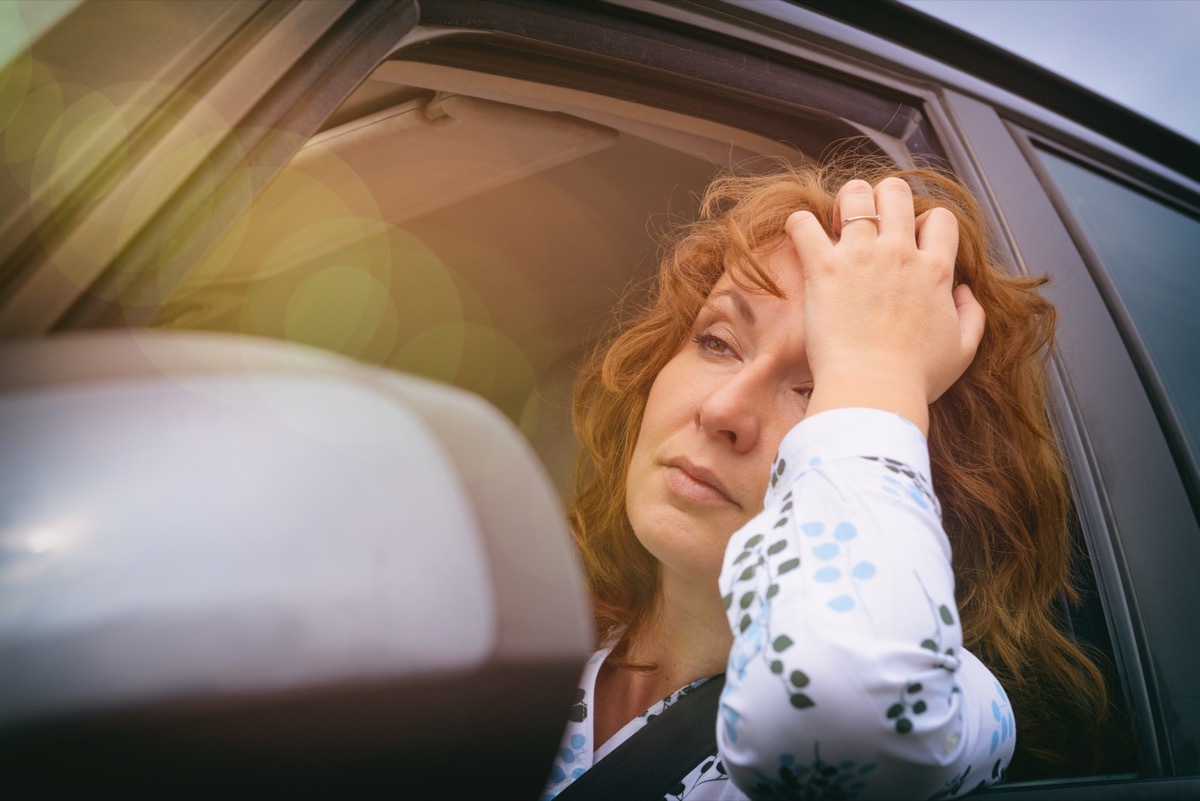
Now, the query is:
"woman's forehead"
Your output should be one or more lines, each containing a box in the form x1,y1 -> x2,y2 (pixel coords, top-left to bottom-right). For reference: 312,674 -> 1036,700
704,285 -> 757,322
716,242 -> 795,300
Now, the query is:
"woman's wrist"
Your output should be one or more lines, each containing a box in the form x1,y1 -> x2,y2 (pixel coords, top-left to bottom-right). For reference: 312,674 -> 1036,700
806,368 -> 930,435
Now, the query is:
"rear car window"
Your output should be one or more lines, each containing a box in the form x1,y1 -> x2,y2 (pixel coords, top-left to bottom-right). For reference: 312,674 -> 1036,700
1036,147 -> 1200,476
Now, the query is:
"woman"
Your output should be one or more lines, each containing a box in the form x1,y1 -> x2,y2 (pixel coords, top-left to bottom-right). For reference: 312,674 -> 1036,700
544,161 -> 1111,800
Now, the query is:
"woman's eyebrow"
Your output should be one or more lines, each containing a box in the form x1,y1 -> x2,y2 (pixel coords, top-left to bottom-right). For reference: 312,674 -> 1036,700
708,288 -> 756,324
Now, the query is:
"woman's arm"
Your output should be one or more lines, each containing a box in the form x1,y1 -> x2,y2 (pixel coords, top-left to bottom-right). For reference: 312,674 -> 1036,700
717,407 -> 1014,800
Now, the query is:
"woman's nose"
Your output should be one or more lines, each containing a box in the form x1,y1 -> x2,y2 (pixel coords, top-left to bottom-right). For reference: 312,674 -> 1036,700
696,369 -> 764,453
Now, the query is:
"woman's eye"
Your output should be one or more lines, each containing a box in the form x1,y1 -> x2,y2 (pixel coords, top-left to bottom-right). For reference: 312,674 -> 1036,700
795,386 -> 814,401
693,333 -> 732,357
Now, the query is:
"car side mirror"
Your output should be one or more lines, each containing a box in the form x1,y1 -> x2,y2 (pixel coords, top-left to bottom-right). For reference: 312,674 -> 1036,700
0,330 -> 593,799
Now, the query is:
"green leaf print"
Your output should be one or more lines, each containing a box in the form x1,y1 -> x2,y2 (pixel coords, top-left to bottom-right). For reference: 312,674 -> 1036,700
789,693 -> 815,709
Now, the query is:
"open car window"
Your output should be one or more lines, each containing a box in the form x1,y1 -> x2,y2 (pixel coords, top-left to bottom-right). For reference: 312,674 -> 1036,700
126,35 -> 941,492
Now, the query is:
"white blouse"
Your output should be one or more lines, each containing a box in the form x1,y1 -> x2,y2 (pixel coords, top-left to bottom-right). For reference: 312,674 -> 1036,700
543,408 -> 1016,800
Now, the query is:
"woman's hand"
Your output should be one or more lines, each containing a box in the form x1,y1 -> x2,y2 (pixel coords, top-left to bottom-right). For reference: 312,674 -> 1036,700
785,177 -> 985,435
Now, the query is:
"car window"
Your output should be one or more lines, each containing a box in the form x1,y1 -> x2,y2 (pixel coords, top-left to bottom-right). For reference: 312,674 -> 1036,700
0,0 -> 266,278
1035,148 -> 1200,482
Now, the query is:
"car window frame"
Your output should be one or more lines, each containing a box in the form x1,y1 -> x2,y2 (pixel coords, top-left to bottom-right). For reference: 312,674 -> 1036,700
41,0 -> 420,335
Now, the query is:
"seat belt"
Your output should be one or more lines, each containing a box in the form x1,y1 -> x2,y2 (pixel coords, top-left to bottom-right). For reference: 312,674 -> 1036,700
554,674 -> 726,801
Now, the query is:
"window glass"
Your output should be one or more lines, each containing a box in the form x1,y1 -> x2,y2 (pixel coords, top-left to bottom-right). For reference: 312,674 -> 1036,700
1038,148 -> 1200,464
0,0 -> 264,280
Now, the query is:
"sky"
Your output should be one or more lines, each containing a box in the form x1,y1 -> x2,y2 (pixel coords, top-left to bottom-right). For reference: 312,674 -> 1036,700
902,0 -> 1200,145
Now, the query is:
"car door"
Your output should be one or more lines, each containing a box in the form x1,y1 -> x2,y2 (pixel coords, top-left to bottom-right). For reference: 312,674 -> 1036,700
944,92 -> 1200,799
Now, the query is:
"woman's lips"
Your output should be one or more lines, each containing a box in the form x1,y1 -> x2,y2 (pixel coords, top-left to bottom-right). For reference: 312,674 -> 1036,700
665,458 -> 737,507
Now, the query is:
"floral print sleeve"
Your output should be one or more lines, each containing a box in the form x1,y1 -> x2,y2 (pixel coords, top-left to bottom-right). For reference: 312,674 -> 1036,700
718,408 -> 1015,800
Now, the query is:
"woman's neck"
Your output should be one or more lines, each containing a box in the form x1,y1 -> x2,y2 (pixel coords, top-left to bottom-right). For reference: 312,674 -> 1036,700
592,569 -> 731,747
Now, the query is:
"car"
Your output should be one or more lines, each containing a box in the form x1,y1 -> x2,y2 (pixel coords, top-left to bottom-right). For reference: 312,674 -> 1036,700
1,1 -> 1198,799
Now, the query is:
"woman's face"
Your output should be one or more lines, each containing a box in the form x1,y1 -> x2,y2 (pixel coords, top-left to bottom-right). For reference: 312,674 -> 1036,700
626,245 -> 812,583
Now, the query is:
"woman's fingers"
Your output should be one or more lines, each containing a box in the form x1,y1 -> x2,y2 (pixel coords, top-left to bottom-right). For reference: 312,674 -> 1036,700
872,176 -> 916,243
784,209 -> 833,265
914,206 -> 959,264
917,282 -> 986,404
830,179 -> 879,240
799,177 -> 933,255
954,283 -> 986,359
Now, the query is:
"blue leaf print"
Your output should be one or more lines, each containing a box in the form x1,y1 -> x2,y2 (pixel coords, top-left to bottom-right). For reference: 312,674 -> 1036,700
802,521 -> 824,537
813,542 -> 840,560
852,561 -> 876,579
828,595 -> 855,612
814,566 -> 841,583
721,703 -> 741,744
909,484 -> 929,509
834,522 -> 857,541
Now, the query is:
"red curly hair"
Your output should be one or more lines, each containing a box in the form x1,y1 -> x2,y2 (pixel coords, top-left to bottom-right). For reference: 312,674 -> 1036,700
570,160 -> 1115,778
